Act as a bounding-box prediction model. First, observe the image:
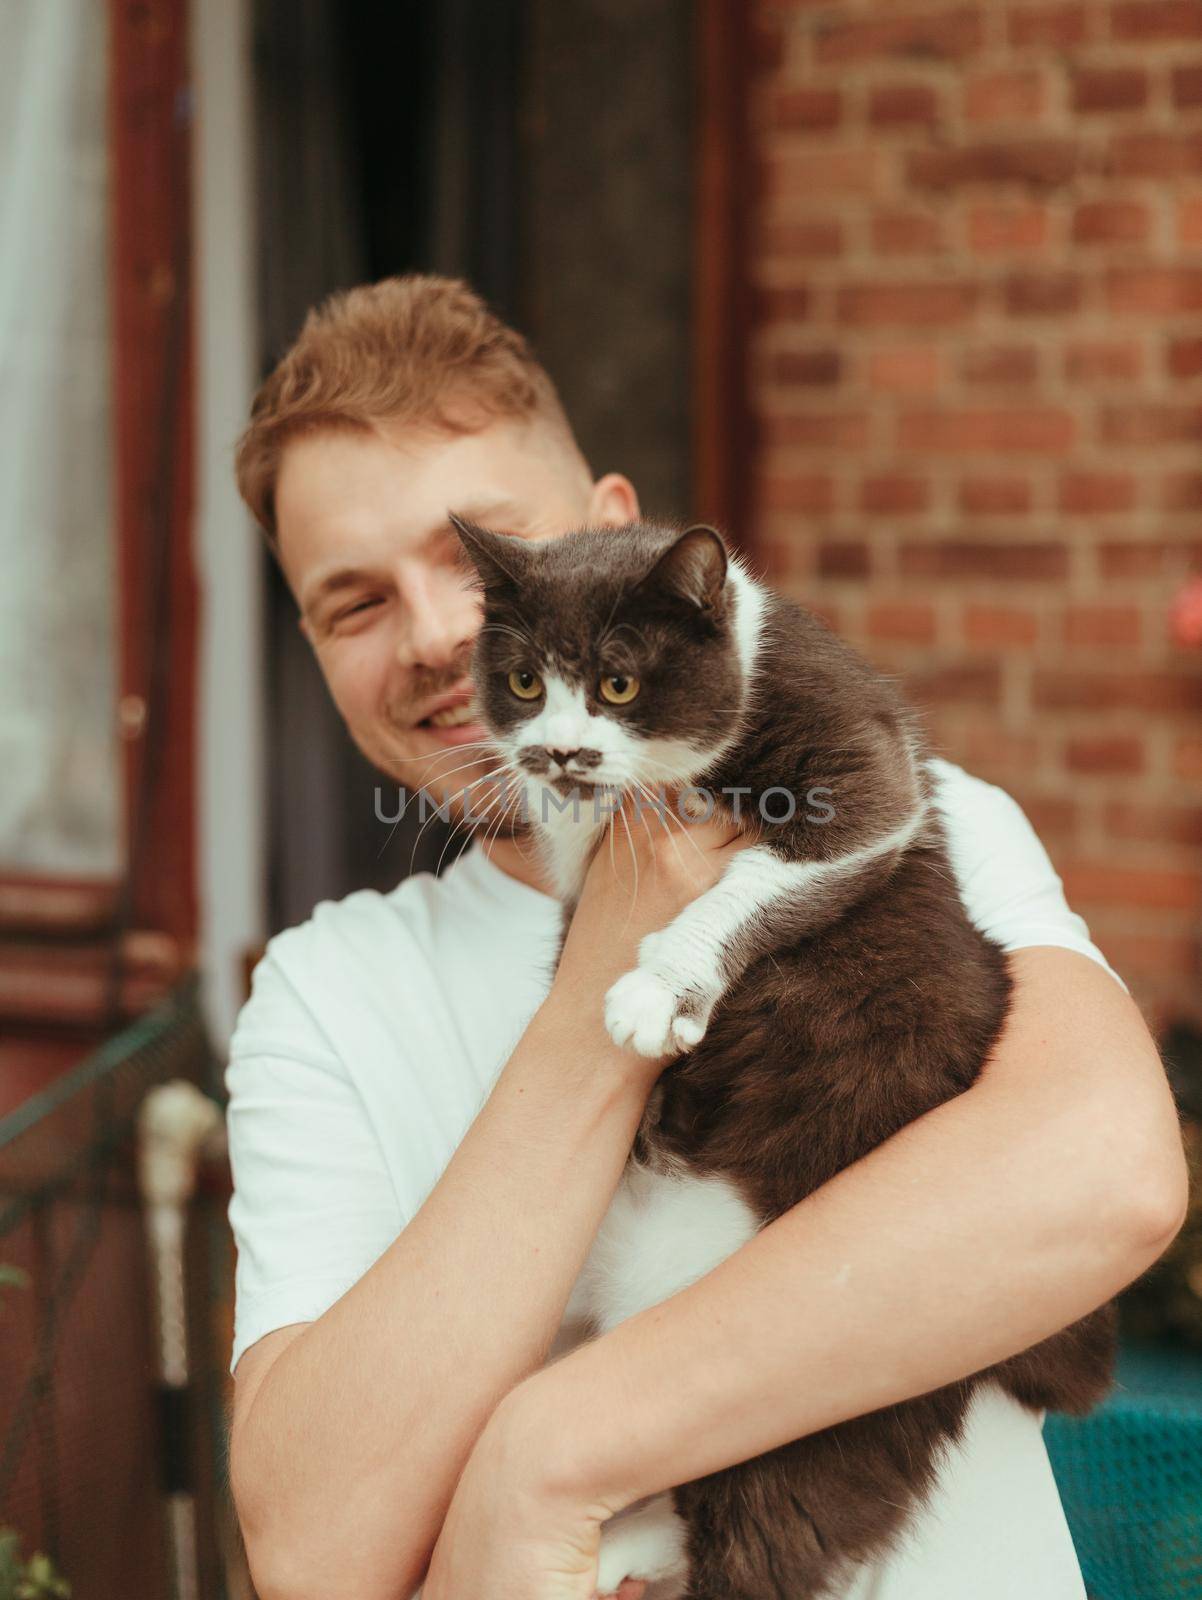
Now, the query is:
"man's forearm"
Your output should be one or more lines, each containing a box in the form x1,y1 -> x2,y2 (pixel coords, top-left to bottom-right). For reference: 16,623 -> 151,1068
231,999 -> 645,1600
509,949 -> 1186,1514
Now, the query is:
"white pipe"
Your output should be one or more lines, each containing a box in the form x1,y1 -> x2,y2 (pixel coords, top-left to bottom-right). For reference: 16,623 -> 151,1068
190,0 -> 264,1045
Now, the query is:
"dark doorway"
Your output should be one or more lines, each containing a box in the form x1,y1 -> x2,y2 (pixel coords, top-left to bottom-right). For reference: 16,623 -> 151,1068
251,0 -> 695,933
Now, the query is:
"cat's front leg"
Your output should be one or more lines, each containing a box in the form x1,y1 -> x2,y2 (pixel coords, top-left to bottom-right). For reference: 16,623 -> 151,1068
595,1495 -> 688,1598
604,844 -> 789,1059
605,817 -> 923,1059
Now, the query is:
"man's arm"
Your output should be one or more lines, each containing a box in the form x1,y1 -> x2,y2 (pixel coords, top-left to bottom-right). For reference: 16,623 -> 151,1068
228,818 -> 748,1600
498,947 -> 1187,1514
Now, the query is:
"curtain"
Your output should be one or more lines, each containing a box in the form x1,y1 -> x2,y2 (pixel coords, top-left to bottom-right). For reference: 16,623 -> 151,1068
0,0 -> 119,876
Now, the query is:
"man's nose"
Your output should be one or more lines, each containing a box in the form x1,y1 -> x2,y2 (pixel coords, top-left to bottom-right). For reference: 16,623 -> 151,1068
396,565 -> 479,671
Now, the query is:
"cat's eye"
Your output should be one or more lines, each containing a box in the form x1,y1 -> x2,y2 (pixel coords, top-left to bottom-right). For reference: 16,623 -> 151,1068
507,669 -> 543,701
599,673 -> 640,705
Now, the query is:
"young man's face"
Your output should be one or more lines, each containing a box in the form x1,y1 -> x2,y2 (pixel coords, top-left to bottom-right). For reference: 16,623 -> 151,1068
274,415 -> 638,821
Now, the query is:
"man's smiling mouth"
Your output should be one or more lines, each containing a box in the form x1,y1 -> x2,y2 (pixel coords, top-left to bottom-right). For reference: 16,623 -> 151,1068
423,703 -> 478,729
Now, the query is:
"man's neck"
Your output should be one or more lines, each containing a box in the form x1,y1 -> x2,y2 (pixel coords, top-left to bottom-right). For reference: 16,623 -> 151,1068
478,830 -> 554,896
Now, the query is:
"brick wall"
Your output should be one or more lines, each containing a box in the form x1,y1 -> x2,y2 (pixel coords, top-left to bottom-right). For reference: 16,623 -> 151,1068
747,0 -> 1202,1027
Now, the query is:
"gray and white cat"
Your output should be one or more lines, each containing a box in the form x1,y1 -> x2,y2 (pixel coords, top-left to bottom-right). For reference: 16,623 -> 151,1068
451,515 -> 1113,1600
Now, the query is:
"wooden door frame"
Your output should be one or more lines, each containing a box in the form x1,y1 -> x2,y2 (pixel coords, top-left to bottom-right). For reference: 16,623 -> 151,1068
693,0 -> 754,543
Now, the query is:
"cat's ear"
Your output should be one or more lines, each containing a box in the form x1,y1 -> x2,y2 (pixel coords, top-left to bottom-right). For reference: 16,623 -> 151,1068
448,513 -> 529,594
636,524 -> 728,613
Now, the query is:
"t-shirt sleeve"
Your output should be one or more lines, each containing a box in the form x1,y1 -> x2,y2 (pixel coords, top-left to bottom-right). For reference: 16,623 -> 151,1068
225,938 -> 404,1373
928,758 -> 1128,992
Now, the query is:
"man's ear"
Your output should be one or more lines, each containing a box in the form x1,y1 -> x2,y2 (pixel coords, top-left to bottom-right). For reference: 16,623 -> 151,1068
586,472 -> 640,528
448,512 -> 530,593
298,614 -> 313,645
635,524 -> 729,613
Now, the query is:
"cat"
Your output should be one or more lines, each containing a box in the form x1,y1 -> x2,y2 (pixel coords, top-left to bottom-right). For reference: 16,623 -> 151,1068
449,513 -> 1115,1600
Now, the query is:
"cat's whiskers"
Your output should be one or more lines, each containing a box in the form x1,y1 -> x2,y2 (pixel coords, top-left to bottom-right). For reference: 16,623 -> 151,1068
629,775 -> 710,885
615,801 -> 641,937
400,762 -> 513,871
399,764 -> 508,873
431,769 -> 525,879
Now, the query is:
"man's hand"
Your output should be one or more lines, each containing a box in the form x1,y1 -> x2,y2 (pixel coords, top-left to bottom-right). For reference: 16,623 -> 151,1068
421,1391 -> 650,1600
549,796 -> 753,1073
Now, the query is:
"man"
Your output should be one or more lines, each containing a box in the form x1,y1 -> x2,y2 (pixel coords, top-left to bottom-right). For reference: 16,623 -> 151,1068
226,275 -> 1185,1600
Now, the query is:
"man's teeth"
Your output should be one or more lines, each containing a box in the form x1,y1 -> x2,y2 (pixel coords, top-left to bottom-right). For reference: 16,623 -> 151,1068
428,703 -> 477,729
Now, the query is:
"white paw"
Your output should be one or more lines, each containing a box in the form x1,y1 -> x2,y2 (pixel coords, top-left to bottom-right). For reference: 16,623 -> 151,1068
596,1495 -> 688,1593
604,969 -> 707,1059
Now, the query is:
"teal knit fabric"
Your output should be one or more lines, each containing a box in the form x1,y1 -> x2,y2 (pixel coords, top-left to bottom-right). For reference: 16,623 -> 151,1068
1045,1340 -> 1202,1599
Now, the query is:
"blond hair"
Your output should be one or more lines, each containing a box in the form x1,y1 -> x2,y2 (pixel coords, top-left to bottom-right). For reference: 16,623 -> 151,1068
235,274 -> 584,539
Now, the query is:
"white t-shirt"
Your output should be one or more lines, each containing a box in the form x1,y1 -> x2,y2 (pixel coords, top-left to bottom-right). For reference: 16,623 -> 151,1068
226,757 -> 1121,1598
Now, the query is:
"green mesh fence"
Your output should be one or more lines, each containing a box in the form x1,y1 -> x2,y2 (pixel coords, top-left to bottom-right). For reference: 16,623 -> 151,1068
0,979 -> 242,1600
1045,1339 -> 1202,1600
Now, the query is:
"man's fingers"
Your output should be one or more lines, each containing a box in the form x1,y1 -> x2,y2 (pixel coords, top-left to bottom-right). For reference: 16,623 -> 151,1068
595,1582 -> 647,1600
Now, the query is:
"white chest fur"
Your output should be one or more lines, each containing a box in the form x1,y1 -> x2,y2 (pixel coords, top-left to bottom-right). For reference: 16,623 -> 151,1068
574,1161 -> 761,1337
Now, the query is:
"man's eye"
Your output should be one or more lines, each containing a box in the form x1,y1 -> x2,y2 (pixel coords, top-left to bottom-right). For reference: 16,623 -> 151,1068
336,598 -> 382,624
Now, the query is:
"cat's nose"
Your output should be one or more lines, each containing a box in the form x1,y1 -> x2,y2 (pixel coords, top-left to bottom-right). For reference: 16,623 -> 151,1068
547,747 -> 580,767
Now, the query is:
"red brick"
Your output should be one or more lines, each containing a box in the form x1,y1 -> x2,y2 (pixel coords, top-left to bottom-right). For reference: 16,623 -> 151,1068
964,68 -> 1047,121
1111,1 -> 1202,41
1107,268 -> 1202,314
1062,604 -> 1143,646
1178,197 -> 1202,243
753,285 -> 812,322
871,210 -> 946,254
866,601 -> 939,643
1109,132 -> 1202,179
898,407 -> 1077,452
1008,4 -> 1093,46
905,661 -> 1002,706
1005,272 -> 1083,314
1171,63 -> 1202,106
1163,472 -> 1202,509
1099,932 -> 1200,981
1011,792 -> 1080,838
1104,800 -> 1202,846
815,8 -> 985,63
1063,340 -> 1143,382
807,600 -> 843,633
861,474 -> 931,513
961,345 -> 1040,385
763,412 -> 872,449
1072,67 -> 1149,113
773,88 -> 843,131
869,345 -> 943,391
760,219 -> 844,258
1175,735 -> 1202,777
1064,734 -> 1146,774
908,140 -> 1079,189
1099,539 -> 1202,576
1058,472 -> 1138,513
838,281 -> 977,326
964,604 -> 1039,645
959,476 -> 1034,513
1059,862 -> 1201,913
871,83 -> 942,127
1033,668 -> 1202,712
817,541 -> 871,580
769,348 -> 844,386
1168,337 -> 1202,378
760,475 -> 837,514
751,16 -> 785,75
900,540 -> 1068,578
1072,199 -> 1151,245
762,147 -> 881,197
1101,403 -> 1202,445
969,204 -> 1049,253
